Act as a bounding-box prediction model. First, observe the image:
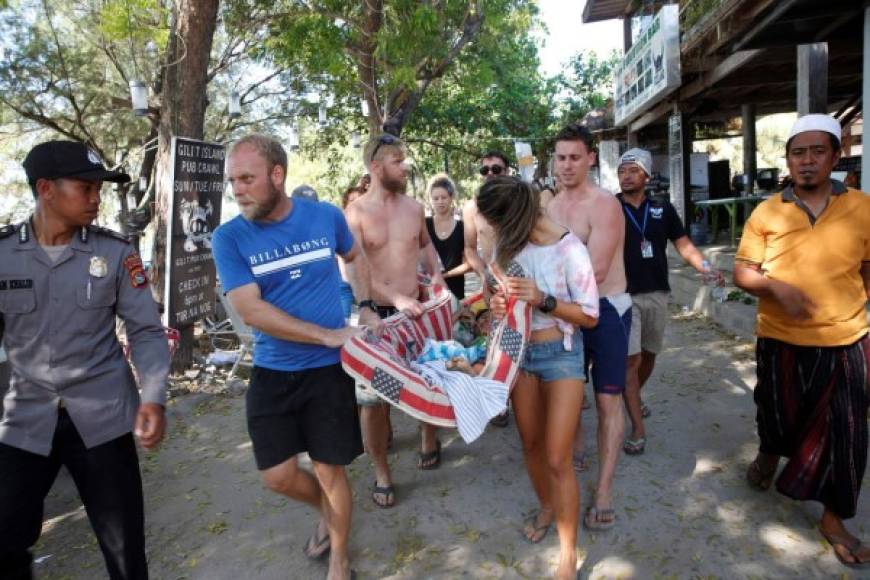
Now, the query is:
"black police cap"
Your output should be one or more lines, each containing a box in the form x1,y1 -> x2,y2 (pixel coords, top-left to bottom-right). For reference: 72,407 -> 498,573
23,141 -> 131,185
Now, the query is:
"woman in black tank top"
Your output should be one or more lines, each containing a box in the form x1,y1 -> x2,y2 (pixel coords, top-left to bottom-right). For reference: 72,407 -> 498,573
426,174 -> 469,299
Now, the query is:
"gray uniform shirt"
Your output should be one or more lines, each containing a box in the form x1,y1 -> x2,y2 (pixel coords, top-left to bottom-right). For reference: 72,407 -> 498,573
0,221 -> 169,456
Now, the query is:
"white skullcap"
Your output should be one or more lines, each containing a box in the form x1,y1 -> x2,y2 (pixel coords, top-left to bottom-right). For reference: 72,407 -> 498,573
619,148 -> 652,176
787,114 -> 841,143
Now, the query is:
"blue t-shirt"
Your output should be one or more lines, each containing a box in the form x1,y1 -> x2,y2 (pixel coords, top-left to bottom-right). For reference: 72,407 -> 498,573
211,198 -> 354,371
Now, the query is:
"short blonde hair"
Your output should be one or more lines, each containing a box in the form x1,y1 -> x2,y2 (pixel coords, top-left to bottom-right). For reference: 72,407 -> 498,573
229,133 -> 288,173
363,134 -> 405,169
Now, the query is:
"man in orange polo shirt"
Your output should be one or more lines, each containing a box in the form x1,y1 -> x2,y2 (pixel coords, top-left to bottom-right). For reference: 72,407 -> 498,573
734,113 -> 870,569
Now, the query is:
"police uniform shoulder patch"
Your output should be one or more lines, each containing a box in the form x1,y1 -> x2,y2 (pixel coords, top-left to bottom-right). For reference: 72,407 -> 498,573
0,223 -> 20,239
88,225 -> 130,243
124,253 -> 148,288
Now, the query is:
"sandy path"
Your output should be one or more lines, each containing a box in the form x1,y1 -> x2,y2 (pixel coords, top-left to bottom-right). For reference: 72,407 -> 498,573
34,307 -> 870,579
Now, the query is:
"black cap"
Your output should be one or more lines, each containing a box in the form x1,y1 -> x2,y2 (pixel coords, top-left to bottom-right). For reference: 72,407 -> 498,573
23,141 -> 131,185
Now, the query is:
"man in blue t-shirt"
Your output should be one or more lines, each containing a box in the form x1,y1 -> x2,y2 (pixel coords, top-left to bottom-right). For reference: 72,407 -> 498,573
212,134 -> 380,580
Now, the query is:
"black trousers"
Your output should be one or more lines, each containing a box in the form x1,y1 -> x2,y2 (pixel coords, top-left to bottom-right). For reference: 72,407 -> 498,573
0,410 -> 147,580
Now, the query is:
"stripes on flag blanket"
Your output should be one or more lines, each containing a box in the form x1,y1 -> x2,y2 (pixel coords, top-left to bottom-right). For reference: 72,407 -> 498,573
341,270 -> 532,429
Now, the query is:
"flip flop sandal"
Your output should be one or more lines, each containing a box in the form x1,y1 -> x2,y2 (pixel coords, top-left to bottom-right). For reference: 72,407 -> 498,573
302,523 -> 331,560
523,510 -> 553,544
489,410 -> 510,427
821,530 -> 870,569
573,452 -> 589,473
371,482 -> 396,508
623,437 -> 646,455
418,439 -> 442,470
584,506 -> 616,531
746,459 -> 776,491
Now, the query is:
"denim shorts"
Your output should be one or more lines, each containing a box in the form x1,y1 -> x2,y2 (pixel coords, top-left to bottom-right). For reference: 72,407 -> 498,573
521,330 -> 585,382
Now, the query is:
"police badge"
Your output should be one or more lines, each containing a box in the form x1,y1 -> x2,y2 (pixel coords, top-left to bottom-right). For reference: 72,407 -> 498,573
89,256 -> 108,278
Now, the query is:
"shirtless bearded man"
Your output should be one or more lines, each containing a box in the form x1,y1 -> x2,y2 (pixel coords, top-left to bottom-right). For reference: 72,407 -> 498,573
547,123 -> 630,532
345,134 -> 447,508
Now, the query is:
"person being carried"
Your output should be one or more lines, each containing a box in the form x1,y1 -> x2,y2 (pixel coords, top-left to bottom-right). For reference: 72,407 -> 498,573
344,134 -> 448,509
734,114 -> 870,569
547,123 -> 630,532
483,176 -> 599,580
212,134 -> 380,580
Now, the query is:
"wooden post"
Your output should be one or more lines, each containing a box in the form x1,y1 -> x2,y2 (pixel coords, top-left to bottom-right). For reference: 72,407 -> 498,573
624,17 -> 634,147
742,104 -> 756,195
863,7 -> 870,188
797,43 -> 828,115
667,109 -> 692,225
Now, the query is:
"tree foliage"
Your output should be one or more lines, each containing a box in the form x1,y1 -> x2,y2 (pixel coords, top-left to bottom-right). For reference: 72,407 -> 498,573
0,1 -> 620,207
0,0 -> 302,230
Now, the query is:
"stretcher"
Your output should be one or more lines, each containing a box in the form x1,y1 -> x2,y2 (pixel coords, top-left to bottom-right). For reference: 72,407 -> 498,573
340,279 -> 531,428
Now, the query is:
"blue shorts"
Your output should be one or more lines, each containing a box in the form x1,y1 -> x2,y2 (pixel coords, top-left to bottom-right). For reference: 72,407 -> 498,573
582,298 -> 631,395
521,330 -> 585,382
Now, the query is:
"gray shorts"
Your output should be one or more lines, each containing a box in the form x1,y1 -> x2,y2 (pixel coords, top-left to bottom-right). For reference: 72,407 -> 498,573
628,291 -> 669,356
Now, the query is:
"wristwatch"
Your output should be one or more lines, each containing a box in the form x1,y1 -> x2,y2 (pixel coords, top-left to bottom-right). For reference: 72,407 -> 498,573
538,294 -> 557,313
358,299 -> 377,312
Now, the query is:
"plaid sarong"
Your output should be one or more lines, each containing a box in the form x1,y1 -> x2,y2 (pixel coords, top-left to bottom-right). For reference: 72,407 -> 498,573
754,334 -> 870,518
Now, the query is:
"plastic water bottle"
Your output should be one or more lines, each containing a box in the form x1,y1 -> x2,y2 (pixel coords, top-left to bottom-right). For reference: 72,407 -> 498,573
701,259 -> 727,303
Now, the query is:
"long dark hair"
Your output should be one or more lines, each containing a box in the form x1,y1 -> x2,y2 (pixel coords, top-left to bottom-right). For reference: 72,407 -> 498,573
475,176 -> 540,269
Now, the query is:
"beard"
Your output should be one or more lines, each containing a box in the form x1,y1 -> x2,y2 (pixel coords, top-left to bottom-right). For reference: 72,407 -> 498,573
241,181 -> 282,221
382,172 -> 407,194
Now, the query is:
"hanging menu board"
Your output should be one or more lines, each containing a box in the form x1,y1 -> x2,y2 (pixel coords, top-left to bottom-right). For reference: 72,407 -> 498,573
164,137 -> 225,328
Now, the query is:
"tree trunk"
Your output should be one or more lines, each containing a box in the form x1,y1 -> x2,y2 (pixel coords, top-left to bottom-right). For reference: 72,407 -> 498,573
151,0 -> 219,372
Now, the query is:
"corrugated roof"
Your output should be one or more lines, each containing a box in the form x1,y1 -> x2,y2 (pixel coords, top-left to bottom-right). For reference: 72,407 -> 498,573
582,0 -> 629,23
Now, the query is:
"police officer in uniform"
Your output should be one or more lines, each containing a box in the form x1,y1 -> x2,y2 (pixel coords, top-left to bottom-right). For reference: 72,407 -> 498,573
0,141 -> 170,580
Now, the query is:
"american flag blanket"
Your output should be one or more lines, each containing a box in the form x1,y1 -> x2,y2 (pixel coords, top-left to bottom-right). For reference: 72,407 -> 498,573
341,276 -> 532,428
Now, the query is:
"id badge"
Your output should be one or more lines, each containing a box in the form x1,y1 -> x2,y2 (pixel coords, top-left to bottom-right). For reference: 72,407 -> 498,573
640,240 -> 654,259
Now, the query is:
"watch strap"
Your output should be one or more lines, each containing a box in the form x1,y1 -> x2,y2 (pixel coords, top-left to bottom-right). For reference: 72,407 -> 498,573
358,299 -> 377,312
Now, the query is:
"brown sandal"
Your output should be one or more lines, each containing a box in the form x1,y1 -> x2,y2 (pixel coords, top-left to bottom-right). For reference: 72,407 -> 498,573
821,530 -> 870,569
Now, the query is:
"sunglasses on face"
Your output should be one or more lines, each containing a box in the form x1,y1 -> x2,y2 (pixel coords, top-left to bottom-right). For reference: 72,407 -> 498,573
370,134 -> 399,162
479,164 -> 505,176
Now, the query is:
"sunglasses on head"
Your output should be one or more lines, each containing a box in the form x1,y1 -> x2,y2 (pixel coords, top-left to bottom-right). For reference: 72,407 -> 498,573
479,164 -> 505,176
370,134 -> 399,162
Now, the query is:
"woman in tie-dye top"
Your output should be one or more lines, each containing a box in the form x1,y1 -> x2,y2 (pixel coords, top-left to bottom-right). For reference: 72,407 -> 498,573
477,176 -> 598,580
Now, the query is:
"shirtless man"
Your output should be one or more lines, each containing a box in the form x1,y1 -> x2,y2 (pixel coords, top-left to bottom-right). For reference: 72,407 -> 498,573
462,150 -> 513,428
463,150 -> 510,282
345,134 -> 447,508
547,123 -> 630,532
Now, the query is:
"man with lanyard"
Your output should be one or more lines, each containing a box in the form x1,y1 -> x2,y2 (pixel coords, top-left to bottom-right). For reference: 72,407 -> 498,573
734,115 -> 870,568
618,148 -> 722,456
0,140 -> 169,580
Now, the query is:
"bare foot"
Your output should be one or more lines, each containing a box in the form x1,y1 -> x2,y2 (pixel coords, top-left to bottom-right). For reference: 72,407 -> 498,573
326,553 -> 352,580
555,555 -> 577,580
